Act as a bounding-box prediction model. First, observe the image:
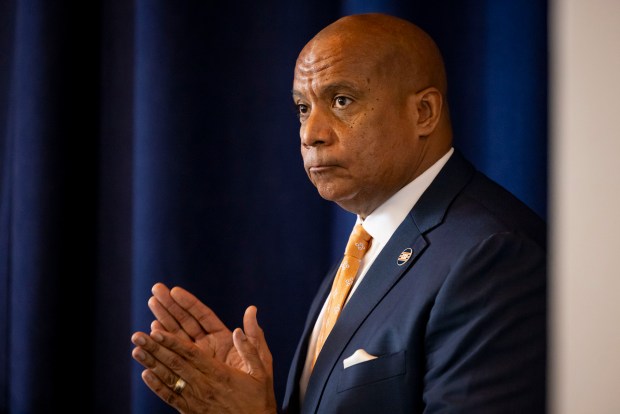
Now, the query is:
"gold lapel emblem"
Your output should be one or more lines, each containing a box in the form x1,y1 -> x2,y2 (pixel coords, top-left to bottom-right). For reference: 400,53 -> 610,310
397,248 -> 413,266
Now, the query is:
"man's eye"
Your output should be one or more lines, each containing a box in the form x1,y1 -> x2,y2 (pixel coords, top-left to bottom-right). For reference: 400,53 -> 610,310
333,96 -> 351,108
295,104 -> 309,117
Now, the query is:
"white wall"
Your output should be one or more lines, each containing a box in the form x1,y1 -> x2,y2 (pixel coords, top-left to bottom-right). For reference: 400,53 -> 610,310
550,1 -> 620,413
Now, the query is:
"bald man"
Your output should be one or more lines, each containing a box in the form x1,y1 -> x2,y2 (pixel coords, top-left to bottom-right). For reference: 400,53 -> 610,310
131,13 -> 546,414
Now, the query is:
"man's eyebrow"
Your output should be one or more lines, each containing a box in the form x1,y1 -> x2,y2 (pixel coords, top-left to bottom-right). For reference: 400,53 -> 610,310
291,82 -> 361,100
323,82 -> 359,95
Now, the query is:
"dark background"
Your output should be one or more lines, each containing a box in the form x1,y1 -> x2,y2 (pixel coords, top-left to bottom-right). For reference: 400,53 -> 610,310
0,0 -> 547,412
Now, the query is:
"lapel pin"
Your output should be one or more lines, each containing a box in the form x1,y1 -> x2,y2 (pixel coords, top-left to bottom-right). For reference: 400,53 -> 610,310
397,248 -> 413,266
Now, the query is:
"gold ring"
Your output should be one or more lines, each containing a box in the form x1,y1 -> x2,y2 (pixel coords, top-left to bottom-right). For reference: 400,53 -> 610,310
173,377 -> 187,395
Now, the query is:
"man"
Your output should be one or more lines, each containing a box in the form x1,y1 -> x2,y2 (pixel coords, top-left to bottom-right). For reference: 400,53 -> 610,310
131,13 -> 546,413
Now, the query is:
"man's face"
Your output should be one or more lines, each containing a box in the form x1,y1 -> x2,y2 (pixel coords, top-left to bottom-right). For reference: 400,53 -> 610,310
292,36 -> 423,217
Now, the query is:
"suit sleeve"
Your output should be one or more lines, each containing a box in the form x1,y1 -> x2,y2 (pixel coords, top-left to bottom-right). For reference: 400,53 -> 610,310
422,231 -> 547,413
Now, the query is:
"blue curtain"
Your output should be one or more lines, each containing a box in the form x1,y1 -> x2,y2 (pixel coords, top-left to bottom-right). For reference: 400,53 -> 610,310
0,1 -> 547,413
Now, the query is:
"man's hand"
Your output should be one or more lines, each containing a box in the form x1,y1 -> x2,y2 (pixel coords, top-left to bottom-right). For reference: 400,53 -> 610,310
131,284 -> 277,413
147,283 -> 245,369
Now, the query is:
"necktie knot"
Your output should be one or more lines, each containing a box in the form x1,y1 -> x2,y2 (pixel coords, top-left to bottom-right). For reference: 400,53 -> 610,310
344,224 -> 372,259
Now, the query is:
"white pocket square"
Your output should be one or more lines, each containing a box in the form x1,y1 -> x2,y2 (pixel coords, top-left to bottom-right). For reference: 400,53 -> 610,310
343,349 -> 378,369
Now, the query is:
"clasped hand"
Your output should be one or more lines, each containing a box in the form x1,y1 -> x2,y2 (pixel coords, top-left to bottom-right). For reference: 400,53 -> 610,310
131,283 -> 278,414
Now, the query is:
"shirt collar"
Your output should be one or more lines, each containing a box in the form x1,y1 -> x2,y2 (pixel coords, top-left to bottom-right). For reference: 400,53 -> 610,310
358,147 -> 454,246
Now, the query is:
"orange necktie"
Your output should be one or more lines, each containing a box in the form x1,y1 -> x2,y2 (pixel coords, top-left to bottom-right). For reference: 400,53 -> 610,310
313,224 -> 372,366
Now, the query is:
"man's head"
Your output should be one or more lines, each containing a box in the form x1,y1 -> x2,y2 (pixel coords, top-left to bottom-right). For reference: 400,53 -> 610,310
292,13 -> 452,218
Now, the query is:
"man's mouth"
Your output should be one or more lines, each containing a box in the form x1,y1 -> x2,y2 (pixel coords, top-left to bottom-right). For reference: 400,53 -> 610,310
308,165 -> 337,173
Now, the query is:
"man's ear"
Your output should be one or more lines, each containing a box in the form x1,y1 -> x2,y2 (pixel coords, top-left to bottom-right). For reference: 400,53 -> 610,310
414,87 -> 443,137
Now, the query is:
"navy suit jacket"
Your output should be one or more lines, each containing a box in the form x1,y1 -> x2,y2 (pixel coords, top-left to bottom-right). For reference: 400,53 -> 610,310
282,150 -> 546,413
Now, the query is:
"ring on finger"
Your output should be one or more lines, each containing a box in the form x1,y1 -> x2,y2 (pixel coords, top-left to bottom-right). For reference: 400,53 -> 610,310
173,377 -> 187,395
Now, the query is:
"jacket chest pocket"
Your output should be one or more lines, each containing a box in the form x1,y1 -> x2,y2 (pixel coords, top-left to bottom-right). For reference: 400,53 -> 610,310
337,350 -> 406,392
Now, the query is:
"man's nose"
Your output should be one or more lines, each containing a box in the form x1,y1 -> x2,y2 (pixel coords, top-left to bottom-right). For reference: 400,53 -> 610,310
300,108 -> 333,148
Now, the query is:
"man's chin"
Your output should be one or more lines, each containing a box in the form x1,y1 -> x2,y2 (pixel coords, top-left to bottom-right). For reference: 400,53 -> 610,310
315,186 -> 348,203
315,188 -> 361,213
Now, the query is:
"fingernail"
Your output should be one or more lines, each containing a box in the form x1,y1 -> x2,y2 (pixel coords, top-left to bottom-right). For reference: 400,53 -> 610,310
133,335 -> 146,346
134,349 -> 146,361
151,331 -> 164,342
143,370 -> 155,382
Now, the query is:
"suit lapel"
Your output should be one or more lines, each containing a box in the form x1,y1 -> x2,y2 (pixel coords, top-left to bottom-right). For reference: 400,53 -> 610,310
301,215 -> 425,413
282,262 -> 338,412
298,150 -> 475,413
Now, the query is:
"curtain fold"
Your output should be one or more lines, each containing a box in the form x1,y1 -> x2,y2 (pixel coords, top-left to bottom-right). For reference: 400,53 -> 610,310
0,1 -> 547,412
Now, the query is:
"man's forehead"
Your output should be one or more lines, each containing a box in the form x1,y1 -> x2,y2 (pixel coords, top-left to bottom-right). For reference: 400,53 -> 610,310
294,42 -> 379,79
293,54 -> 372,81
294,52 -> 338,75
